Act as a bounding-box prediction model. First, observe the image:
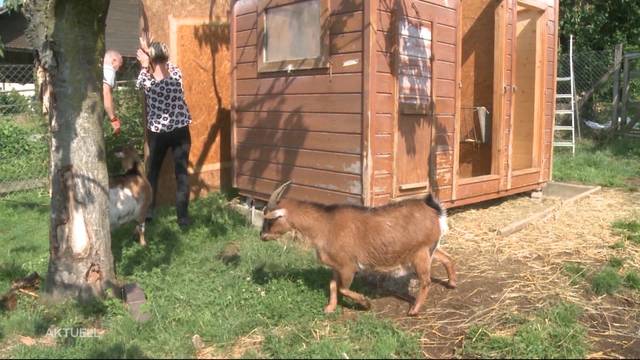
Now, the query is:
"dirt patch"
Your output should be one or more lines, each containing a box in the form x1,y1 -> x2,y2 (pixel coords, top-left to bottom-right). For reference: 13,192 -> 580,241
345,189 -> 640,358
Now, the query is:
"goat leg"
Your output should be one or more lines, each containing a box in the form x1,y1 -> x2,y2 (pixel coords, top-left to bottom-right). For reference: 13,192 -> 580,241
408,248 -> 432,316
337,268 -> 371,310
324,271 -> 339,314
135,222 -> 147,247
433,248 -> 457,288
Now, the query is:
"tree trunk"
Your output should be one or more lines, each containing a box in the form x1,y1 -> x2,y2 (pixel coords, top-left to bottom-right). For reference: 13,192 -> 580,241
25,0 -> 115,301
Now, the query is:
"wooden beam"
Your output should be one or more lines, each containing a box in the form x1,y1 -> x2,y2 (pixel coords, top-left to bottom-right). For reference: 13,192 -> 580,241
362,0 -> 378,206
620,57 -> 631,128
611,43 -> 623,130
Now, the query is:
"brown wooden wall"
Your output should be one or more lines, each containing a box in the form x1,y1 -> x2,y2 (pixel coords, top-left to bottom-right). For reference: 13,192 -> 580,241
232,0 -> 365,205
140,0 -> 231,205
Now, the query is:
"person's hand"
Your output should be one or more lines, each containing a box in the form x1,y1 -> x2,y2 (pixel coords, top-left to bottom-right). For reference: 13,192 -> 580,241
110,116 -> 121,136
139,32 -> 151,54
137,49 -> 150,69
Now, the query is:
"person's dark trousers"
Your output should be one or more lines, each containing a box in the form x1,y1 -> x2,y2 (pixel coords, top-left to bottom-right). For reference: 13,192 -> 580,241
146,125 -> 191,223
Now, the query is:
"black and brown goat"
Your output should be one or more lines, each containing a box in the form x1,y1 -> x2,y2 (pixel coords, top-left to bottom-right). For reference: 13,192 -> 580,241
260,181 -> 457,316
108,146 -> 152,246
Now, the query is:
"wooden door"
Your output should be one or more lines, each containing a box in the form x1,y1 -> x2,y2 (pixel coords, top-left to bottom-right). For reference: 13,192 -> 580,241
510,2 -> 545,176
394,14 -> 434,197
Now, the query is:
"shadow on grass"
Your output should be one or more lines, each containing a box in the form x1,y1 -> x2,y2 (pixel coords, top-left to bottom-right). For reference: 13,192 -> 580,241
0,200 -> 49,215
250,262 -> 413,310
115,224 -> 184,277
110,193 -> 252,276
188,194 -> 250,239
0,262 -> 30,284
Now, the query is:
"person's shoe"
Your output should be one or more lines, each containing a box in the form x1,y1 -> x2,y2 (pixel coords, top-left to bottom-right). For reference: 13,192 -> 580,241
178,217 -> 192,229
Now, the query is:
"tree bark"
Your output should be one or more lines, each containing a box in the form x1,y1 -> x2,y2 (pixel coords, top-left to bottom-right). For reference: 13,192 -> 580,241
24,0 -> 115,301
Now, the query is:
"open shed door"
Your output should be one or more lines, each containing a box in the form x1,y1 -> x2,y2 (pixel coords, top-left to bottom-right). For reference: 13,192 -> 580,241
454,0 -> 507,200
508,1 -> 546,187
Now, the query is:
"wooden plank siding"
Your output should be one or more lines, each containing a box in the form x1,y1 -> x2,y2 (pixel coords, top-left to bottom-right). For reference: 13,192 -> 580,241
372,0 -> 457,205
232,0 -> 365,204
231,0 -> 558,208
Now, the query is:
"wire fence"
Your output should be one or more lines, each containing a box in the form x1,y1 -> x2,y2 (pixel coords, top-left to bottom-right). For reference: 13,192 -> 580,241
557,47 -> 640,136
558,49 -> 616,127
0,58 -> 143,200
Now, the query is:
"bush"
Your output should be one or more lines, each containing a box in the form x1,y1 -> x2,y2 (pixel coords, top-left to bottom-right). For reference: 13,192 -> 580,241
0,119 -> 49,182
103,85 -> 145,173
0,90 -> 32,115
0,120 -> 47,159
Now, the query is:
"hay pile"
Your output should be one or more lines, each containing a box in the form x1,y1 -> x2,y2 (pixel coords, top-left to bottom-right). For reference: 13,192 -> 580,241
407,189 -> 640,358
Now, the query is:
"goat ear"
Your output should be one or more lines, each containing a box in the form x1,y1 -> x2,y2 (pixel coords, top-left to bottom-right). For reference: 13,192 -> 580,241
264,208 -> 287,220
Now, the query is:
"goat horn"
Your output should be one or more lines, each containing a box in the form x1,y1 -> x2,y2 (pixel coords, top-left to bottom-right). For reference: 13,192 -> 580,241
267,180 -> 292,210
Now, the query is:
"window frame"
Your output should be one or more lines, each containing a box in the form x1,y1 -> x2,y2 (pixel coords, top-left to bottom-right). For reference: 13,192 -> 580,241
257,0 -> 330,73
396,17 -> 434,115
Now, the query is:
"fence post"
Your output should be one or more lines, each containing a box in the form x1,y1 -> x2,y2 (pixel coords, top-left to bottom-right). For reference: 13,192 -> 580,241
620,56 -> 631,129
611,44 -> 623,131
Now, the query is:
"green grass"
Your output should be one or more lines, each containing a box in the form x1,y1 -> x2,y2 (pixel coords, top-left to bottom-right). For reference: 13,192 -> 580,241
563,262 -> 588,286
553,138 -> 640,189
0,192 -> 420,358
462,302 -> 588,359
590,267 -> 623,295
609,240 -> 626,250
612,219 -> 640,245
0,190 -> 50,295
607,257 -> 624,269
623,271 -> 640,290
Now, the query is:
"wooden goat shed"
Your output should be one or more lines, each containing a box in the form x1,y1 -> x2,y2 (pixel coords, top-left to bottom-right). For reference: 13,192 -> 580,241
231,0 -> 559,207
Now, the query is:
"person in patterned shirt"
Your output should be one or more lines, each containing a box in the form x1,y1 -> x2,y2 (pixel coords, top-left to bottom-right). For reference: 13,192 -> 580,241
136,39 -> 192,228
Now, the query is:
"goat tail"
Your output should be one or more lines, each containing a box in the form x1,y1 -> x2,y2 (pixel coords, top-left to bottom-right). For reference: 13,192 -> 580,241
425,193 -> 448,236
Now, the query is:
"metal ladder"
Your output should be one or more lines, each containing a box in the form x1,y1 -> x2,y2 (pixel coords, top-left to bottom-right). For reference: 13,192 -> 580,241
553,35 -> 577,155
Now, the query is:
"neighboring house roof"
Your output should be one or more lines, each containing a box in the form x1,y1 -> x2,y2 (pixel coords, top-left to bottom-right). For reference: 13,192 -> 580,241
0,8 -> 30,52
0,0 -> 140,57
105,0 -> 140,57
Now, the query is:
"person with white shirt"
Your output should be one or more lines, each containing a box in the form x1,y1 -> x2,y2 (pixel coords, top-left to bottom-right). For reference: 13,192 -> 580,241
103,50 -> 123,135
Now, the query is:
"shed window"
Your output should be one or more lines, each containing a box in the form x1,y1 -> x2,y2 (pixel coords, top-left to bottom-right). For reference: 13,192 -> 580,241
258,0 -> 329,72
397,19 -> 433,115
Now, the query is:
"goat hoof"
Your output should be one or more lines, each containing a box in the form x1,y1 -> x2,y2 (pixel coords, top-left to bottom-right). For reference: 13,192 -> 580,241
361,299 -> 372,310
447,281 -> 457,289
324,305 -> 337,314
407,309 -> 419,317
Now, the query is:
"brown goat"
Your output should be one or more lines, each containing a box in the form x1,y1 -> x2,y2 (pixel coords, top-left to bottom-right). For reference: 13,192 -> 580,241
260,181 -> 457,316
108,146 -> 152,246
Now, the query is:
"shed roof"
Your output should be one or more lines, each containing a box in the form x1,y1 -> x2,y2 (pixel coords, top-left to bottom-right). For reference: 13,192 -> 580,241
0,0 -> 140,57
